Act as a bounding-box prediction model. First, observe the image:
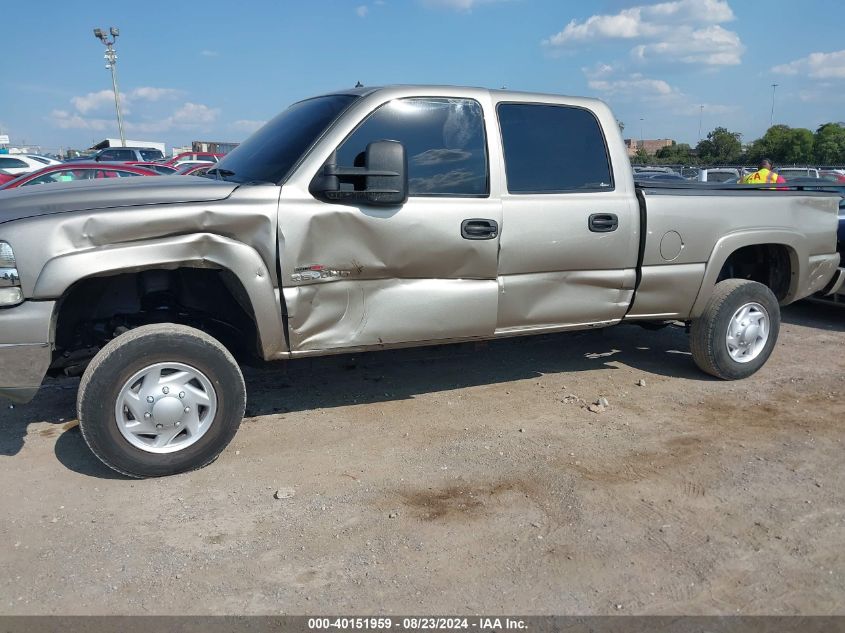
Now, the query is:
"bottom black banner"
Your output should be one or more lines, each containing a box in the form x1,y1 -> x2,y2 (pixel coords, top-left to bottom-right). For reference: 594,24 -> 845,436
1,616 -> 844,633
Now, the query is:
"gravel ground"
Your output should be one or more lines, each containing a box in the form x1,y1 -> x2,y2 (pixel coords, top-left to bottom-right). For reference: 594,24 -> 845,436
1,301 -> 843,615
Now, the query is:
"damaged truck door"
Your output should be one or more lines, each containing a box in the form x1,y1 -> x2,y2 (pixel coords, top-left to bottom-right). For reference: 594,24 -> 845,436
279,97 -> 502,352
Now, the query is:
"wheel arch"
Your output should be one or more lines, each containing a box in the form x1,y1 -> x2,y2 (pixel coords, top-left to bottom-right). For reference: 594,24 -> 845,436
36,233 -> 288,359
689,231 -> 804,319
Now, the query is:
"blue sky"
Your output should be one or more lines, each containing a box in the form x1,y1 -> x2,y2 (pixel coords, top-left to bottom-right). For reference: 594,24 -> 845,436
2,0 -> 842,153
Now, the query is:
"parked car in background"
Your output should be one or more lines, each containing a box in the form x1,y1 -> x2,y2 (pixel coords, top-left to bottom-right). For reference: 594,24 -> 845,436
165,152 -> 224,166
820,170 -> 845,183
776,167 -> 820,181
698,168 -> 740,183
0,163 -> 159,189
82,147 -> 166,163
176,162 -> 215,176
0,170 -> 17,186
634,172 -> 687,182
0,154 -> 51,175
123,162 -> 179,175
24,154 -> 63,167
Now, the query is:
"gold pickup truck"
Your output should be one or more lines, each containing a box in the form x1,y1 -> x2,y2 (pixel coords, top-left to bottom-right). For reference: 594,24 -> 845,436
0,85 -> 842,477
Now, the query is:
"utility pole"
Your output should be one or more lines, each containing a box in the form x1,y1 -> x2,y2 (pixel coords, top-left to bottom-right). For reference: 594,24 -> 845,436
698,105 -> 704,142
770,83 -> 778,130
93,27 -> 126,147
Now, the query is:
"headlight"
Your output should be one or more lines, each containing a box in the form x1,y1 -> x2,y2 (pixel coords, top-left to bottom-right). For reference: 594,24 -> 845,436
0,287 -> 22,306
0,241 -> 15,269
0,241 -> 22,306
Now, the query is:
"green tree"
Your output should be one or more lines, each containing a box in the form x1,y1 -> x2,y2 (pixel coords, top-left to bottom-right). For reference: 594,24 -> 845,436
631,146 -> 650,164
783,128 -> 814,164
813,123 -> 845,164
749,125 -> 815,164
655,142 -> 694,165
696,127 -> 742,164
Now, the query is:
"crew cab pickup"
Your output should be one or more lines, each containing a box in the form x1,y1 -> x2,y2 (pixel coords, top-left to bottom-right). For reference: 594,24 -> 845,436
1,85 -> 842,477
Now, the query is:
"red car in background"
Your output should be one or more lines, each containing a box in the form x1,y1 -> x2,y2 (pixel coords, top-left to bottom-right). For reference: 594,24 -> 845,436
176,162 -> 216,176
0,170 -> 16,187
820,170 -> 845,183
0,163 -> 159,189
165,152 -> 224,166
123,161 -> 179,175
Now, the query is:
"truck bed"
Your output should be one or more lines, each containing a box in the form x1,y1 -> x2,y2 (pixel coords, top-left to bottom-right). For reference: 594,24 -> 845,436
625,182 -> 841,320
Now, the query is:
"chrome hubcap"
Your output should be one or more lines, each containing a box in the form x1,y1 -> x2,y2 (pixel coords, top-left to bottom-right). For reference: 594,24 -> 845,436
114,362 -> 217,454
725,302 -> 769,363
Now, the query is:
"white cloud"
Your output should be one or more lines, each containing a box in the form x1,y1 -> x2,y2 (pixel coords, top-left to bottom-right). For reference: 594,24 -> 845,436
68,86 -> 181,117
589,74 -> 676,98
50,109 -> 112,131
356,5 -> 369,16
421,0 -> 507,11
71,90 -> 124,114
631,25 -> 743,66
50,101 -> 219,134
583,63 -> 684,106
200,50 -> 219,57
772,50 -> 845,79
170,102 -> 219,125
544,0 -> 743,67
129,87 -> 182,101
232,119 -> 266,132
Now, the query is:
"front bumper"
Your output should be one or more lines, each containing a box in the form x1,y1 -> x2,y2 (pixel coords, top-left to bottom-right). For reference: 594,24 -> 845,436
0,301 -> 55,403
821,267 -> 845,297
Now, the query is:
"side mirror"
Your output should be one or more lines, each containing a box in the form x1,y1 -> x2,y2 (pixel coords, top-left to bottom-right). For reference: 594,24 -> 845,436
311,140 -> 408,206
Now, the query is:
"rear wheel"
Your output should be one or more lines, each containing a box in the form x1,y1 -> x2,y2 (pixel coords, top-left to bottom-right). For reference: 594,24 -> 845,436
78,324 -> 245,478
690,279 -> 780,380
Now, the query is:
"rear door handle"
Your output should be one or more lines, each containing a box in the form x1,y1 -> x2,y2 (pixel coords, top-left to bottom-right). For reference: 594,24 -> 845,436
461,218 -> 499,240
588,213 -> 619,233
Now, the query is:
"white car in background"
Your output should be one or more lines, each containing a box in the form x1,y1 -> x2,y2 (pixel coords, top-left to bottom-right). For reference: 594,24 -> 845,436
0,154 -> 55,175
776,167 -> 820,181
698,168 -> 740,183
24,154 -> 62,167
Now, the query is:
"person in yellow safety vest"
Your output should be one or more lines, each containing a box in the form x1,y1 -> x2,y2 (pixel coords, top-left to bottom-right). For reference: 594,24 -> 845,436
740,158 -> 786,184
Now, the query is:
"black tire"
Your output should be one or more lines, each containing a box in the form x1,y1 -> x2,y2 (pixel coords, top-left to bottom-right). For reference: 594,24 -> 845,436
77,324 -> 246,478
690,279 -> 780,380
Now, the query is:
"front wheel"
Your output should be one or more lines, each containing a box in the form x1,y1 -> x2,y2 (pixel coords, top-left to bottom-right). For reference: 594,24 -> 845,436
77,324 -> 246,478
690,279 -> 780,380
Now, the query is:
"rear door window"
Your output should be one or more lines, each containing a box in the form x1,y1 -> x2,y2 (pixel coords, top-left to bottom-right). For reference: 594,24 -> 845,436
99,149 -> 135,161
0,157 -> 29,169
25,169 -> 95,185
497,103 -> 613,193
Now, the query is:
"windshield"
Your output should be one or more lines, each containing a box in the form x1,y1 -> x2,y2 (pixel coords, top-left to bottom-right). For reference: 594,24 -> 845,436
213,94 -> 358,184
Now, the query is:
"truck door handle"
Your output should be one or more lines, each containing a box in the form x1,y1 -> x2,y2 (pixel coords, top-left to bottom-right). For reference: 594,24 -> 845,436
461,218 -> 499,240
588,213 -> 619,233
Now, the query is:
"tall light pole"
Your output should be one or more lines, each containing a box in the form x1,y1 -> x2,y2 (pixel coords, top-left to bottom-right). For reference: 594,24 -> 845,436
93,27 -> 126,147
770,83 -> 778,130
639,117 -> 644,148
698,105 -> 704,142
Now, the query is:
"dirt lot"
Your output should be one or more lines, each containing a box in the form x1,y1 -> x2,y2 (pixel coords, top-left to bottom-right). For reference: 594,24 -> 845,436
1,301 -> 843,615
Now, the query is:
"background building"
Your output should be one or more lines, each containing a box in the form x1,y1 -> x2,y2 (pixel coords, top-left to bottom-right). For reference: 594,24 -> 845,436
191,140 -> 239,154
624,138 -> 674,157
